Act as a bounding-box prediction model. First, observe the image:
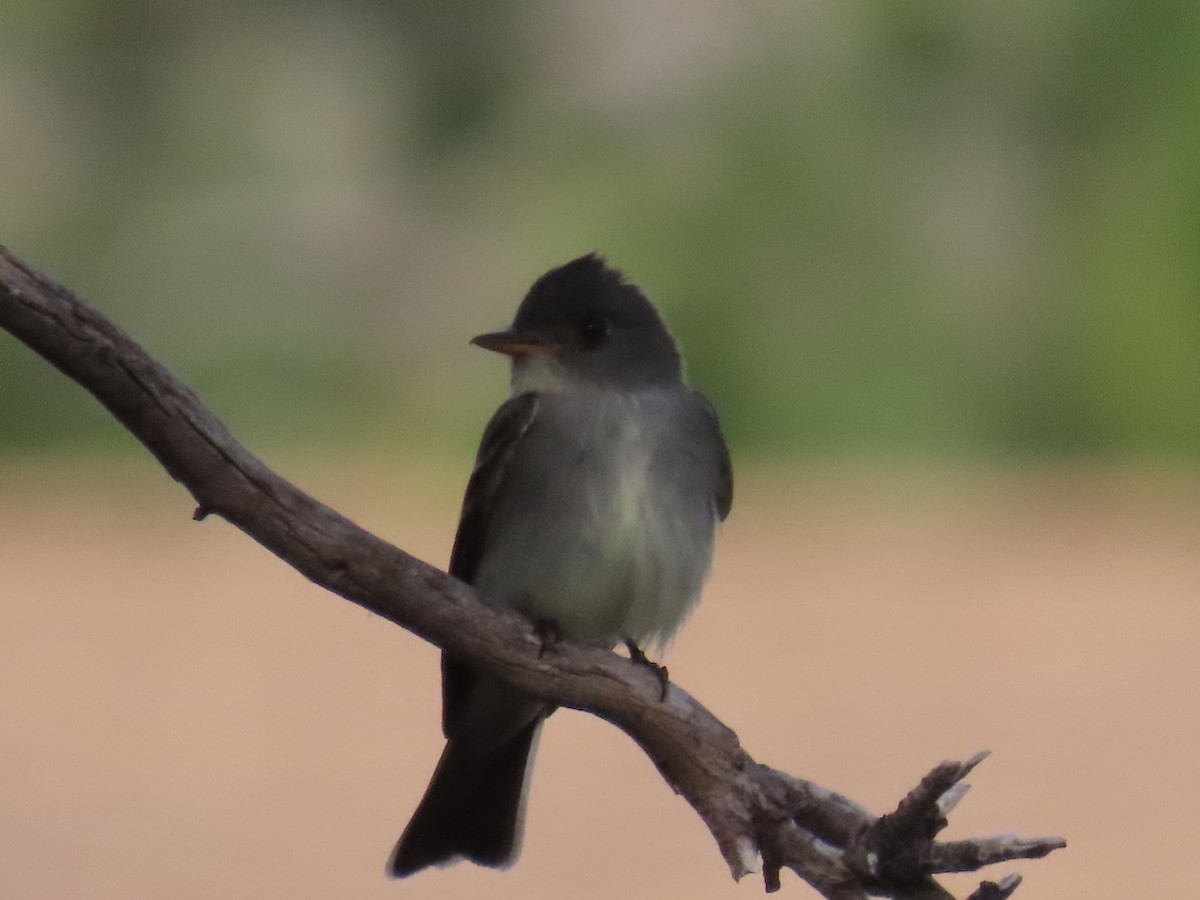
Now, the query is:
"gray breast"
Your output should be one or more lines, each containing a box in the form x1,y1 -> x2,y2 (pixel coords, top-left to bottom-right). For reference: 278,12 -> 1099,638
474,387 -> 718,648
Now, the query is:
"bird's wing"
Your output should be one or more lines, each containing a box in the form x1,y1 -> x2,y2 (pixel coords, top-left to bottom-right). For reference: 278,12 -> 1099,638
448,392 -> 540,583
442,392 -> 540,738
698,391 -> 733,522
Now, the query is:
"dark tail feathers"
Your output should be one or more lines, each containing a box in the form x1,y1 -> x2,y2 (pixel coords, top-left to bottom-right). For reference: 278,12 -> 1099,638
388,717 -> 542,877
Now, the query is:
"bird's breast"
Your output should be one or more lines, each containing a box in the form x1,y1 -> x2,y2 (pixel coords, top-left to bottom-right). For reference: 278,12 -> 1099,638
477,390 -> 715,648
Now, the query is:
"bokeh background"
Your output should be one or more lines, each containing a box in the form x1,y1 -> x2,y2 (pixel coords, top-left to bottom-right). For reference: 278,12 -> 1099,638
1,2 -> 1197,898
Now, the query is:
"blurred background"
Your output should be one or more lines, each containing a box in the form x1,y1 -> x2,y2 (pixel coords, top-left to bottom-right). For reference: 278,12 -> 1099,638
1,1 -> 1197,898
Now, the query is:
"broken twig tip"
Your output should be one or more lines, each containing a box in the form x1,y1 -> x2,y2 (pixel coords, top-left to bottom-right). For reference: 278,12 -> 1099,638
728,835 -> 761,883
736,836 -> 762,875
963,750 -> 991,771
937,782 -> 970,816
967,872 -> 1022,900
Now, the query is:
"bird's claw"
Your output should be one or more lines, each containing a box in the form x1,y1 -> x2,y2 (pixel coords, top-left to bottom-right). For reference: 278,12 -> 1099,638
534,618 -> 562,658
625,639 -> 670,701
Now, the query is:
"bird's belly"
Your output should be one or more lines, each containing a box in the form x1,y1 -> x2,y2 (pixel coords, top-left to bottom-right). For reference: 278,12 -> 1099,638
475,462 -> 713,649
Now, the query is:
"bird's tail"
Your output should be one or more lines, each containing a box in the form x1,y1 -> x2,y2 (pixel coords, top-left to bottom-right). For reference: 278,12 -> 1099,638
388,717 -> 543,877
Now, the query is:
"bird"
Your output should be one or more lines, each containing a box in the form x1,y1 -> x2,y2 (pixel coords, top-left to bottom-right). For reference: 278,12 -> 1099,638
388,253 -> 732,877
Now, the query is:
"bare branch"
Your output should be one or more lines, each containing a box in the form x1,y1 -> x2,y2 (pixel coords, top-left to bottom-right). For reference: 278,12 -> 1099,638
0,244 -> 1064,896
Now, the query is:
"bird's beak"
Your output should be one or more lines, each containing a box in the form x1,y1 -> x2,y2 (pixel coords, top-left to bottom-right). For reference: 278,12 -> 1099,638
470,329 -> 555,358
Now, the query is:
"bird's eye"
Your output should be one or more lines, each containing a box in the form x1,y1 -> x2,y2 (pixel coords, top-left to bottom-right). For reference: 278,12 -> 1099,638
579,315 -> 611,348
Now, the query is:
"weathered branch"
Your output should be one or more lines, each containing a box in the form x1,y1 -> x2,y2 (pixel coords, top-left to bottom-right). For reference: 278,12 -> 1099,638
0,244 -> 1064,896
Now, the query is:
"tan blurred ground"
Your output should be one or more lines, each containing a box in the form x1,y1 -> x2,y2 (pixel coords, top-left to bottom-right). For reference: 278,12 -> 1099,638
1,459 -> 1197,899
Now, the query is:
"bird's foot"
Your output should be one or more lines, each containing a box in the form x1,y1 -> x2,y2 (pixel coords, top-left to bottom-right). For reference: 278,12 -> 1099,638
533,618 -> 562,658
625,639 -> 670,701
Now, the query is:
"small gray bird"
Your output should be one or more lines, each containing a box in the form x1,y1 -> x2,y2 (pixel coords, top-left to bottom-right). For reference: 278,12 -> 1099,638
388,254 -> 732,877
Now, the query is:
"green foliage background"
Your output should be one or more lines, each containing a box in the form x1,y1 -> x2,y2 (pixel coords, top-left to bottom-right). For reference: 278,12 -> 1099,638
2,0 -> 1196,461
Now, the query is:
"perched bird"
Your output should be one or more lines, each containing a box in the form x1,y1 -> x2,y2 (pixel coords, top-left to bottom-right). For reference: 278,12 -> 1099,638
388,253 -> 732,877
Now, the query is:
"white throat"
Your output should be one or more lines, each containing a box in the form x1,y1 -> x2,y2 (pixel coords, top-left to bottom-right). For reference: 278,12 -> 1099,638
509,356 -> 574,396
